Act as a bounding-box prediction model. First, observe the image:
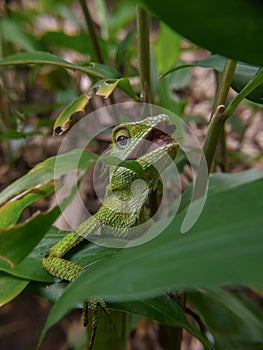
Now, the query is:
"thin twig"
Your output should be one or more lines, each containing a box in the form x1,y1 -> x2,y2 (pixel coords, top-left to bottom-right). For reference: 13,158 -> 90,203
136,6 -> 152,103
79,0 -> 104,64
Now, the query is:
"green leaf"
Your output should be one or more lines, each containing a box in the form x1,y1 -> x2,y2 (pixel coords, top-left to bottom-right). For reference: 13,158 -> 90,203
0,148 -> 97,206
0,180 -> 58,228
115,28 -> 136,70
161,55 -> 226,78
158,75 -> 187,116
0,227 -> 65,283
40,176 -> 263,335
53,94 -> 90,135
232,63 -> 263,105
162,55 -> 263,104
37,284 -> 210,348
94,78 -> 139,101
0,207 -> 60,268
33,282 -> 197,338
0,206 -> 60,269
134,0 -> 263,66
207,169 -> 263,196
2,227 -> 119,283
99,155 -> 145,177
1,18 -> 41,51
95,80 -> 121,99
179,169 -> 263,213
0,51 -> 121,79
0,52 -> 138,101
0,272 -> 29,306
41,31 -> 94,54
112,296 -> 211,348
189,291 -> 263,349
154,22 -> 181,73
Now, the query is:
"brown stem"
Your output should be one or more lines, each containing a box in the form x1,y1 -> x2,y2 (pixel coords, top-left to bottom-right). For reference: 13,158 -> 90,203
136,6 -> 152,103
79,0 -> 104,64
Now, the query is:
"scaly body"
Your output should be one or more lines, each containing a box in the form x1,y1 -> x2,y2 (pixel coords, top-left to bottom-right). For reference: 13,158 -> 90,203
43,114 -> 178,348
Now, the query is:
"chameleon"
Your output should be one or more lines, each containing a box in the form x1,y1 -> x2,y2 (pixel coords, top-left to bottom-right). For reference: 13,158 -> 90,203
42,114 -> 178,348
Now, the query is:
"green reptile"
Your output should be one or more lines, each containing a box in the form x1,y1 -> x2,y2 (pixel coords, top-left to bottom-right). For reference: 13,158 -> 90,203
43,114 -> 178,348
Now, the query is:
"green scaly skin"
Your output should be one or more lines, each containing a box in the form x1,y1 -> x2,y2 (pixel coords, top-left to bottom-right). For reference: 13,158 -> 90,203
43,114 -> 178,348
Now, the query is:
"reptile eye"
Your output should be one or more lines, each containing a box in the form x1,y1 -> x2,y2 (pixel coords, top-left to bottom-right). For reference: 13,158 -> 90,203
116,135 -> 129,148
114,127 -> 130,148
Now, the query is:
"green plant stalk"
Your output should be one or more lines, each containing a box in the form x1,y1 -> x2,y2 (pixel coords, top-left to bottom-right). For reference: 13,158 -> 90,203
211,60 -> 236,171
159,291 -> 186,350
87,309 -> 133,350
217,127 -> 227,172
204,64 -> 263,173
136,6 -> 152,103
203,105 -> 226,173
211,59 -> 237,115
204,59 -> 237,173
79,0 -> 104,64
225,67 -> 263,117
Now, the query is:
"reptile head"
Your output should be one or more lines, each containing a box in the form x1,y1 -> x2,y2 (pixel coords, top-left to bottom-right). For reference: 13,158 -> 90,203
111,114 -> 178,162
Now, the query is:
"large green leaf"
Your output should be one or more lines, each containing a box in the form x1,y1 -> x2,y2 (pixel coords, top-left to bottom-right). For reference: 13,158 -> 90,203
0,51 -> 121,78
189,291 -> 263,349
179,168 -> 263,212
162,55 -> 263,104
35,278 -> 210,348
33,281 -> 210,349
0,207 -> 60,269
0,148 -> 97,205
40,174 -> 263,339
0,272 -> 29,306
154,22 -> 181,73
2,227 -> 119,283
134,0 -> 263,66
111,296 -> 211,348
0,181 -> 57,228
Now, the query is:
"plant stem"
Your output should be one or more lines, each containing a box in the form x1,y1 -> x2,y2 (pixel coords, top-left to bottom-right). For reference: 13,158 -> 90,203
88,309 -> 133,350
204,62 -> 263,174
136,6 -> 152,103
225,67 -> 263,117
159,291 -> 186,350
204,59 -> 237,173
211,59 -> 237,115
217,127 -> 228,172
203,105 -> 226,173
79,0 -> 104,64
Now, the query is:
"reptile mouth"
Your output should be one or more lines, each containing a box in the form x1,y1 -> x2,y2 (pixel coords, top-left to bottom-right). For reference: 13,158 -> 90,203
128,121 -> 176,159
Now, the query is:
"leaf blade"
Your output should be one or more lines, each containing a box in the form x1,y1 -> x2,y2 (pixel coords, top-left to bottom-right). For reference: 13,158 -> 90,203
39,176 -> 263,341
53,94 -> 90,135
0,272 -> 29,306
0,148 -> 97,206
